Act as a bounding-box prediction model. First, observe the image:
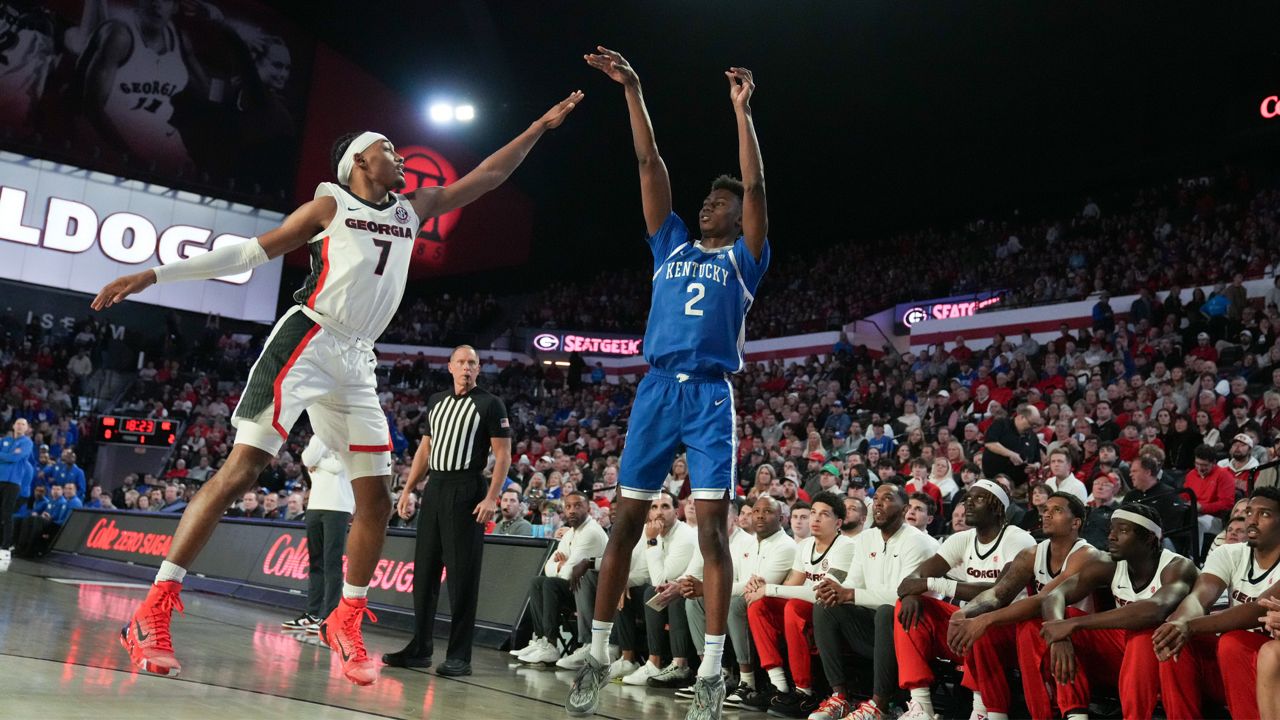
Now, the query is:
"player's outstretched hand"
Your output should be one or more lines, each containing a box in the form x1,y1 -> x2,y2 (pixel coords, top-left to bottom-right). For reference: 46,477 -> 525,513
91,270 -> 155,311
584,46 -> 639,87
725,67 -> 754,112
538,90 -> 585,130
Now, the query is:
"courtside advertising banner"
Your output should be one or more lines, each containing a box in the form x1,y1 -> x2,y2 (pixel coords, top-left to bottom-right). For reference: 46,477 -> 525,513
0,152 -> 283,323
55,509 -> 549,626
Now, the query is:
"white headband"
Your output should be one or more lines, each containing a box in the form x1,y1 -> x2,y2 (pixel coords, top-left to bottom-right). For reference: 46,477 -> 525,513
1112,509 -> 1162,540
971,479 -> 1010,510
337,131 -> 388,185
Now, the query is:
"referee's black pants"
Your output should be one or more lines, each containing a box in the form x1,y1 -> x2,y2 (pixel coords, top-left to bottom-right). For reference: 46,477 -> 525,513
407,473 -> 486,663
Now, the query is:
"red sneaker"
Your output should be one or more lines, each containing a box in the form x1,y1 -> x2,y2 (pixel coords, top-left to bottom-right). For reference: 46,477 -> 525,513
320,597 -> 379,686
119,580 -> 185,676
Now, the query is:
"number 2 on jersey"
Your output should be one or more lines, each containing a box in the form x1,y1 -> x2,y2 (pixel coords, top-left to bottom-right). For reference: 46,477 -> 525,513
684,282 -> 705,316
371,239 -> 392,275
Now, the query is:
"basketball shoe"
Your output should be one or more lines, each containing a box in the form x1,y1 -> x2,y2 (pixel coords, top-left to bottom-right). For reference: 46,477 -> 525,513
119,580 -> 184,676
320,597 -> 379,686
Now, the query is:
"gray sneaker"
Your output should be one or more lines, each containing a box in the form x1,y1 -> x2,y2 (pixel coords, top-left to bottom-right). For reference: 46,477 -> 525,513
566,654 -> 609,717
684,674 -> 726,720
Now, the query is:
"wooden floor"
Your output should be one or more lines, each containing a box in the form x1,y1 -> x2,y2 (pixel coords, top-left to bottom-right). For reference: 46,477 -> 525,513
0,557 -> 694,719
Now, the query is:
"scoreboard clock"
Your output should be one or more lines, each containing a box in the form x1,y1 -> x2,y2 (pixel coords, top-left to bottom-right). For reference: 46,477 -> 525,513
95,417 -> 178,446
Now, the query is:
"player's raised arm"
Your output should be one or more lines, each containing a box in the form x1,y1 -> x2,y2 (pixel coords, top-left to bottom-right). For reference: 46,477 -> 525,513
407,91 -> 583,222
89,195 -> 335,310
585,46 -> 671,236
727,66 -> 767,260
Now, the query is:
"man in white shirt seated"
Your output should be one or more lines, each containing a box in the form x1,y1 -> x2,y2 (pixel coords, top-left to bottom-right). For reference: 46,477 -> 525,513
679,496 -> 795,706
618,491 -> 699,688
808,483 -> 939,720
512,491 -> 609,665
1044,448 -> 1089,504
740,492 -> 856,718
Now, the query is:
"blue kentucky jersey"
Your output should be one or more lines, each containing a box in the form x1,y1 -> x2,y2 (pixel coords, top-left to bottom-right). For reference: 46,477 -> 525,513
644,212 -> 769,376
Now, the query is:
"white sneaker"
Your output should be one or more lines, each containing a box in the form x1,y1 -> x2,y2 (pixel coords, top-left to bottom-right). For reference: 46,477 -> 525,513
0,549 -> 10,562
556,645 -> 593,670
520,640 -> 563,665
621,660 -> 663,685
517,637 -> 553,661
511,636 -> 544,657
898,700 -> 938,720
843,700 -> 883,720
608,657 -> 641,681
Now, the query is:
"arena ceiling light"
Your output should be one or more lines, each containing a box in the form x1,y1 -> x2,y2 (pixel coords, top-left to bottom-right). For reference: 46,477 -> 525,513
426,101 -> 476,125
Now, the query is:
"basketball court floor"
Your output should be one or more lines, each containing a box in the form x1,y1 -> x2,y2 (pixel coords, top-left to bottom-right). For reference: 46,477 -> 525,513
0,558 -> 688,719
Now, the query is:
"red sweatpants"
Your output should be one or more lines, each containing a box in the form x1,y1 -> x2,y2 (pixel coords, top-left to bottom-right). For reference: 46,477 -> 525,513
894,597 -> 972,691
747,596 -> 815,689
1014,615 -> 1125,719
963,622 -> 1018,713
1218,630 -> 1269,720
1157,632 -> 1225,720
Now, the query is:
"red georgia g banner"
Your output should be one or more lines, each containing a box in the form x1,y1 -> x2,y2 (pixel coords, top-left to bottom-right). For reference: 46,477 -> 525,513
398,145 -> 461,271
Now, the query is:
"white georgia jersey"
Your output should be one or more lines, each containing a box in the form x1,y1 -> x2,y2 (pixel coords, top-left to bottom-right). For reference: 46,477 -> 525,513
101,17 -> 188,147
1112,548 -> 1181,607
937,524 -> 1036,599
1202,543 -> 1280,633
793,534 -> 856,589
295,183 -> 420,340
1032,538 -> 1094,612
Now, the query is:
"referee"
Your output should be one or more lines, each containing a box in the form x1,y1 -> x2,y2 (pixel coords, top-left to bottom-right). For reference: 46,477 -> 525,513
383,345 -> 512,677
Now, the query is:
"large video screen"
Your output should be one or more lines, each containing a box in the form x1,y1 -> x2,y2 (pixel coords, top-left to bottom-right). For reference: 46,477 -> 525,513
0,151 -> 283,323
0,0 -> 313,207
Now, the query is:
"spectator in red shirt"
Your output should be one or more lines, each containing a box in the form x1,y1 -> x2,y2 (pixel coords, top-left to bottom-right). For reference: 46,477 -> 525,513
950,336 -> 974,364
903,458 -> 944,512
1115,423 -> 1143,462
1187,331 -> 1218,363
1183,444 -> 1237,550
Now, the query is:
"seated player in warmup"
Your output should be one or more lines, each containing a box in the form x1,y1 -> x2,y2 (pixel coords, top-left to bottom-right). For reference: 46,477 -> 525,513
1035,503 -> 1198,720
808,483 -> 939,720
1151,486 -> 1280,720
620,491 -> 698,688
946,492 -> 1103,720
893,480 -> 1036,719
92,92 -> 583,685
512,491 -> 609,665
740,492 -> 854,718
673,498 -> 760,704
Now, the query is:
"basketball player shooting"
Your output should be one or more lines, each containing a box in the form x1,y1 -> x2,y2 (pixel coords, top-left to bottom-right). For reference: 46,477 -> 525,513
566,47 -> 767,720
90,90 -> 583,686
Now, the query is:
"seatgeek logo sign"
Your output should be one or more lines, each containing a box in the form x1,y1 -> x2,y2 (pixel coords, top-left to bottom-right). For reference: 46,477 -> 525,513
532,332 -> 643,356
897,291 -> 1005,328
0,152 -> 283,323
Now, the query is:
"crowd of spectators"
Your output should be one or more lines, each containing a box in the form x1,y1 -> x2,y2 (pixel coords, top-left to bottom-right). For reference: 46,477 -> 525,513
508,167 -> 1279,340
5,166 -> 1280,561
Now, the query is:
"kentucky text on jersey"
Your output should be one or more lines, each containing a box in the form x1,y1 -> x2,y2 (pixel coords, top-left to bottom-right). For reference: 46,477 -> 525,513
344,218 -> 413,238
663,258 -> 732,286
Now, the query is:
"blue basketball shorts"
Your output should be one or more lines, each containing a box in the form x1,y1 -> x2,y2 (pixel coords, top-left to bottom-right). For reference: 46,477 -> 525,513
617,368 -> 736,501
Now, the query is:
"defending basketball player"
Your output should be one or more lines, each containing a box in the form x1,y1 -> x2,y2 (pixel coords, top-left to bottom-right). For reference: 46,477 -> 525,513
567,47 -> 768,720
91,90 -> 583,686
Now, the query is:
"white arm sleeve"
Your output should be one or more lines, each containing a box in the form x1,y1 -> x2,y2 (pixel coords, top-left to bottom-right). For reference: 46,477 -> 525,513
152,237 -> 269,284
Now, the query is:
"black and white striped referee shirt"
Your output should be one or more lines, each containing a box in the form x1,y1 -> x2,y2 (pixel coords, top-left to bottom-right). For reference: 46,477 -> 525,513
423,387 -> 511,473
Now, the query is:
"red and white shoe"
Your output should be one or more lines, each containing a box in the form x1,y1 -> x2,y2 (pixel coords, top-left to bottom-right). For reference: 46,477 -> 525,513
319,597 -> 380,686
119,580 -> 185,677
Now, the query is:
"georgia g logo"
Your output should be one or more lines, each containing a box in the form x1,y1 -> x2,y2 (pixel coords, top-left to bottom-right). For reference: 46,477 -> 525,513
903,306 -> 930,327
533,334 -> 561,352
398,145 -> 460,244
